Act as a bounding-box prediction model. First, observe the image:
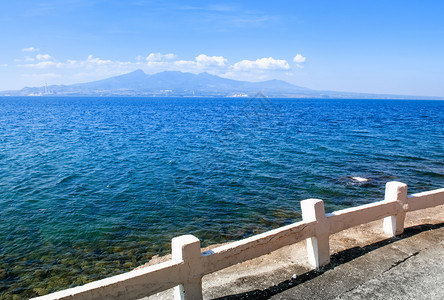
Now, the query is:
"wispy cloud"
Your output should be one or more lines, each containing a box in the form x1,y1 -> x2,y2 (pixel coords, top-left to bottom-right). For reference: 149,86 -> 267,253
22,47 -> 39,52
36,54 -> 52,61
20,54 -> 131,69
171,4 -> 239,13
153,3 -> 276,29
206,4 -> 238,13
20,61 -> 62,69
23,0 -> 99,17
145,53 -> 177,62
229,14 -> 274,27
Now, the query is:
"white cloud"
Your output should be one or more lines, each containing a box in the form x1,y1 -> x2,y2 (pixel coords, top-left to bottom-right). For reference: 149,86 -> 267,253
22,47 -> 39,52
174,60 -> 195,67
36,54 -> 52,61
293,54 -> 306,63
145,53 -> 177,62
146,61 -> 169,68
233,57 -> 290,71
170,54 -> 228,73
0,64 -> 7,67
195,54 -> 227,67
86,54 -> 114,66
18,54 -> 132,72
144,53 -> 177,68
21,61 -> 61,69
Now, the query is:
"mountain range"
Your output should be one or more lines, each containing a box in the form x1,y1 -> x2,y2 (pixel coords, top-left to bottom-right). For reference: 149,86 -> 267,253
1,70 -> 441,99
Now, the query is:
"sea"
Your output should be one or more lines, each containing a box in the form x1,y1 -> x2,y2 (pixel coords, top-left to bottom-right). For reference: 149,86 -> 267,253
0,96 -> 443,298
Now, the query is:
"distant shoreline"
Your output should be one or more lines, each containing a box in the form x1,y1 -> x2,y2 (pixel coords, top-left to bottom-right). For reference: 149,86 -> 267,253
1,95 -> 443,100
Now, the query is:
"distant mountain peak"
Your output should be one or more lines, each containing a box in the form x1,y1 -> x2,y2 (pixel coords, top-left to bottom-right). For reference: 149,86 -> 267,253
131,69 -> 146,75
121,69 -> 147,78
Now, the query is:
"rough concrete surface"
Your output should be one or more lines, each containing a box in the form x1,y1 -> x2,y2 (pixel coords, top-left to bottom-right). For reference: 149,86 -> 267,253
270,223 -> 444,300
145,205 -> 444,300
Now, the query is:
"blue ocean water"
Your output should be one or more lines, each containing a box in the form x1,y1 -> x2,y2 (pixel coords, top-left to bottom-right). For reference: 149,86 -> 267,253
0,96 -> 443,298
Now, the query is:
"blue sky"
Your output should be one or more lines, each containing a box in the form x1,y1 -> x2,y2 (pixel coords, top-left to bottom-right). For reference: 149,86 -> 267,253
1,0 -> 443,96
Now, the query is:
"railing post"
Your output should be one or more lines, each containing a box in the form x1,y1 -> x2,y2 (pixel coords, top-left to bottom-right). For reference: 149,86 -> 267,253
383,181 -> 408,236
172,235 -> 203,300
301,199 -> 330,268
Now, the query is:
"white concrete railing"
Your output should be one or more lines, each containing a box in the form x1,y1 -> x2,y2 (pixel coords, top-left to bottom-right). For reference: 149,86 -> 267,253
33,181 -> 444,300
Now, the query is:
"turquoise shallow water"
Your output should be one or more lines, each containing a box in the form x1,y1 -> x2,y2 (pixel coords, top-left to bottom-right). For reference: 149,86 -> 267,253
0,96 -> 443,298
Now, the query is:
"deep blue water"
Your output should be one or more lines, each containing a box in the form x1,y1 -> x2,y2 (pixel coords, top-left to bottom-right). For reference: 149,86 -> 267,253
0,96 -> 443,298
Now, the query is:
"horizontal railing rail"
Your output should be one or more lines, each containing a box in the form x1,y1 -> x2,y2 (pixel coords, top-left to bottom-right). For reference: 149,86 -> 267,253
33,182 -> 444,300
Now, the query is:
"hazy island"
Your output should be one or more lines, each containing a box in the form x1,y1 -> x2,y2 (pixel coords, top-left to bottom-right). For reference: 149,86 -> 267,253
1,69 -> 442,100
